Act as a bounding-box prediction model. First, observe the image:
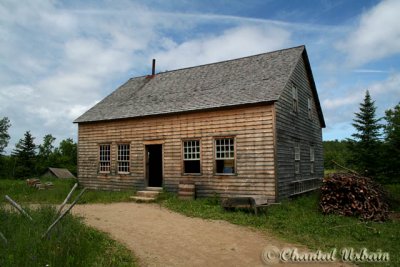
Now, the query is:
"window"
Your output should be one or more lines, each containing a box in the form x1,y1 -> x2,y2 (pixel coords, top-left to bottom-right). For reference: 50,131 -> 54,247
292,85 -> 298,113
310,146 -> 315,174
117,144 -> 130,173
215,138 -> 235,174
294,142 -> 300,174
308,98 -> 312,120
183,140 -> 201,174
99,144 -> 111,173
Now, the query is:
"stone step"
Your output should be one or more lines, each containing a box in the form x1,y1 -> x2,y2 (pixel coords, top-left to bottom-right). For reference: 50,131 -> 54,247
130,196 -> 156,203
136,190 -> 161,198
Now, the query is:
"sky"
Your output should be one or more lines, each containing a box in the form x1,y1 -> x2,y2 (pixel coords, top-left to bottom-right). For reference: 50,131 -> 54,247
1,0 -> 399,153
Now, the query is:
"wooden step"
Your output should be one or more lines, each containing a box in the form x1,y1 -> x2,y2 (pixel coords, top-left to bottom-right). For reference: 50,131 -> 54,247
145,187 -> 163,191
136,190 -> 160,198
130,196 -> 156,203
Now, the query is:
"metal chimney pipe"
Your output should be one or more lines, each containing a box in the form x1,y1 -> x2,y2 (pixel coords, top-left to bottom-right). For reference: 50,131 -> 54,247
152,59 -> 156,75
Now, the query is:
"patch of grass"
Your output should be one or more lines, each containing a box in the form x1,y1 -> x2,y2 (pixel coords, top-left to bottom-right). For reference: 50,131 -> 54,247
0,179 -> 135,204
0,205 -> 137,267
160,191 -> 399,267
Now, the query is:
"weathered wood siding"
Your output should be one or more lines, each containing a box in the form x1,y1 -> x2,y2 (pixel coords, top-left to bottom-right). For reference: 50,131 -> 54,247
274,54 -> 324,200
78,105 -> 276,200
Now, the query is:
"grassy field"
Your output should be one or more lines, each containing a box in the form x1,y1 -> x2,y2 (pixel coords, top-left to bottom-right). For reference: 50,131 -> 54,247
0,178 -> 137,267
0,178 -> 135,204
159,185 -> 400,267
0,204 -> 137,267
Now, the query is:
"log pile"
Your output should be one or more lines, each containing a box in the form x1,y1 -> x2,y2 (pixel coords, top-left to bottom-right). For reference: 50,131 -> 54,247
26,179 -> 54,190
320,173 -> 389,221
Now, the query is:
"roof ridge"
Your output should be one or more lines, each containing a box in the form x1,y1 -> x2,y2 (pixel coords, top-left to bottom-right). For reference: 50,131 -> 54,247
130,45 -> 305,80
74,45 -> 310,124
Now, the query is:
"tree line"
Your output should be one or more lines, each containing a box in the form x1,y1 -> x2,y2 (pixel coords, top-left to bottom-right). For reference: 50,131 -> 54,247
0,118 -> 76,179
1,90 -> 399,182
324,91 -> 399,184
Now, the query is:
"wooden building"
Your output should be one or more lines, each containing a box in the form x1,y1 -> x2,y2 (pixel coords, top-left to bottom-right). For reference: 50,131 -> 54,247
74,45 -> 325,201
44,167 -> 76,179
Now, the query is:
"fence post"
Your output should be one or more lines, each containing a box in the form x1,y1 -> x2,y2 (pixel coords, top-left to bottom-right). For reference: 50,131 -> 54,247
55,183 -> 78,217
42,188 -> 87,239
5,195 -> 33,221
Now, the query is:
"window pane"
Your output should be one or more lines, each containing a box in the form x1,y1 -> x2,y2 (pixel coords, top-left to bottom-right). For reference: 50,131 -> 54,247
310,146 -> 315,162
216,159 -> 235,174
99,144 -> 111,173
183,140 -> 200,160
215,138 -> 234,159
292,86 -> 298,112
184,160 -> 200,174
117,144 -> 130,173
294,143 -> 300,161
295,162 -> 300,174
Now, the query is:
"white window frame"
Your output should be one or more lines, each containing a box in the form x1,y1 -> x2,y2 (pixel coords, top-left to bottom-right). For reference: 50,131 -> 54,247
215,138 -> 235,174
308,98 -> 312,120
292,85 -> 298,113
310,146 -> 315,174
215,138 -> 235,160
117,144 -> 130,174
183,140 -> 201,174
99,144 -> 111,173
294,142 -> 300,174
183,140 -> 200,161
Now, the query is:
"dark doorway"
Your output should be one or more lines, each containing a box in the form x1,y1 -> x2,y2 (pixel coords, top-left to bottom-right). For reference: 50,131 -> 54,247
146,144 -> 163,187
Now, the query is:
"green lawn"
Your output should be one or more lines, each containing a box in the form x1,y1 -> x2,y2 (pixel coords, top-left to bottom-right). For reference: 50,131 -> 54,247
0,178 -> 135,204
0,178 -> 137,267
159,186 -> 400,267
0,205 -> 137,267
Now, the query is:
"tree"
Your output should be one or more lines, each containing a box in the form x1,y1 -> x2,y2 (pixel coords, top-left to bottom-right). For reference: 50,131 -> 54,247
0,117 -> 11,155
382,102 -> 400,182
0,117 -> 12,178
12,131 -> 37,178
323,140 -> 351,170
53,138 -> 77,175
36,134 -> 56,174
348,90 -> 381,177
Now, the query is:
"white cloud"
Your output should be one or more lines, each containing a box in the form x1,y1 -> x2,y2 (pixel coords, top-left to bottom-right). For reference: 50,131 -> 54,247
337,0 -> 400,66
323,72 -> 400,110
154,25 -> 291,71
0,1 -> 154,151
321,72 -> 400,138
1,0 -> 396,150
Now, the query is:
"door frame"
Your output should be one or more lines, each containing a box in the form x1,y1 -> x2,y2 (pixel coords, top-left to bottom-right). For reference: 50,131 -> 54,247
144,140 -> 164,187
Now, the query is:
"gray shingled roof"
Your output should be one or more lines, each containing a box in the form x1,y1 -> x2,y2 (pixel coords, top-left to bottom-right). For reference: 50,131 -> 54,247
74,45 -> 310,123
48,167 -> 76,179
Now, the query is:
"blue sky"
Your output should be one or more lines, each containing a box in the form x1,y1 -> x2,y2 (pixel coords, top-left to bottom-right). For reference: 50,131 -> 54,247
1,0 -> 399,153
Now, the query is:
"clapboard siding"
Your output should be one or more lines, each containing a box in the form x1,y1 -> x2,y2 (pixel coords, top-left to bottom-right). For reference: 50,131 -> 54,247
78,104 -> 276,201
275,54 -> 324,200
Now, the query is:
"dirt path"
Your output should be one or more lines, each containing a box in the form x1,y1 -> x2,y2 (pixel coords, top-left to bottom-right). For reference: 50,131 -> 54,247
73,203 -> 350,267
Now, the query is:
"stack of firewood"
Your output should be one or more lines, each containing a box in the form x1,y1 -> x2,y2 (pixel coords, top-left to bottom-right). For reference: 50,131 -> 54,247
320,173 -> 389,221
26,178 -> 54,190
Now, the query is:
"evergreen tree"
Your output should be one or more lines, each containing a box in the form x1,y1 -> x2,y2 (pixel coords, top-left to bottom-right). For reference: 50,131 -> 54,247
348,90 -> 381,177
382,102 -> 400,182
12,131 -> 37,178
